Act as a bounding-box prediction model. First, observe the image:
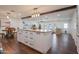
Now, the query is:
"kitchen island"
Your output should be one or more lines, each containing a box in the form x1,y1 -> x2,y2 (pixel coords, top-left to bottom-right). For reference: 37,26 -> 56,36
17,29 -> 52,53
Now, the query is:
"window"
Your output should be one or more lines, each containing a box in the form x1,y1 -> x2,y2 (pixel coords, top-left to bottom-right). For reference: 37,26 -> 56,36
64,23 -> 68,29
48,24 -> 53,30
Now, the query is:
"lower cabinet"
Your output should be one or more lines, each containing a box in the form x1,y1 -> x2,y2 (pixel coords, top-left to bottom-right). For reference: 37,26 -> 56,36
34,33 -> 52,53
17,30 -> 52,53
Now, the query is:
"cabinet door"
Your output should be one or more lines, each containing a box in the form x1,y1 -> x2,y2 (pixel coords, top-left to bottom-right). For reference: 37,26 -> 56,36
17,31 -> 22,41
27,32 -> 36,47
34,32 -> 52,53
22,31 -> 29,44
17,31 -> 25,43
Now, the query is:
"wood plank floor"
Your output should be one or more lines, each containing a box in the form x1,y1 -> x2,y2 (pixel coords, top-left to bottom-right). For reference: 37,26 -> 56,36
0,33 -> 78,54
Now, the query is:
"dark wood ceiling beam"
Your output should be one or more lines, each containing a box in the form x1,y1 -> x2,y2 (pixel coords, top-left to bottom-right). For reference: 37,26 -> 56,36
21,5 -> 77,19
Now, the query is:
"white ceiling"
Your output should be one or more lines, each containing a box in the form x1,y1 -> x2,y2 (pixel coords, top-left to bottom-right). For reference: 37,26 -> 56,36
0,5 -> 75,19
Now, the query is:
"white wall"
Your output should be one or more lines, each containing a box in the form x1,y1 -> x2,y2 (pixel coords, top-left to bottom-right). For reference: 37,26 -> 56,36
68,7 -> 79,53
0,19 -> 10,32
0,18 -> 23,32
76,6 -> 79,53
10,19 -> 23,29
68,9 -> 77,40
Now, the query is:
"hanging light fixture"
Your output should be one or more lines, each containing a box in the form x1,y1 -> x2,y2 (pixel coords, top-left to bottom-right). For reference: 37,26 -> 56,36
31,8 -> 40,18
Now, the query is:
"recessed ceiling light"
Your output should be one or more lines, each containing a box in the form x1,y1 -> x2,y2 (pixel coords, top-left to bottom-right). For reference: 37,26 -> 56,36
7,16 -> 9,19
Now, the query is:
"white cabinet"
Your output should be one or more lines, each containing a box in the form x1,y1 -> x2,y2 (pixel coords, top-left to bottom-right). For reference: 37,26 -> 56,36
17,29 -> 52,53
17,30 -> 25,43
34,32 -> 52,53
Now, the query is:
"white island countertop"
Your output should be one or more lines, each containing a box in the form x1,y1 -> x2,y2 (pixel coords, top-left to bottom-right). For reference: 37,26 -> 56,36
23,29 -> 52,33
